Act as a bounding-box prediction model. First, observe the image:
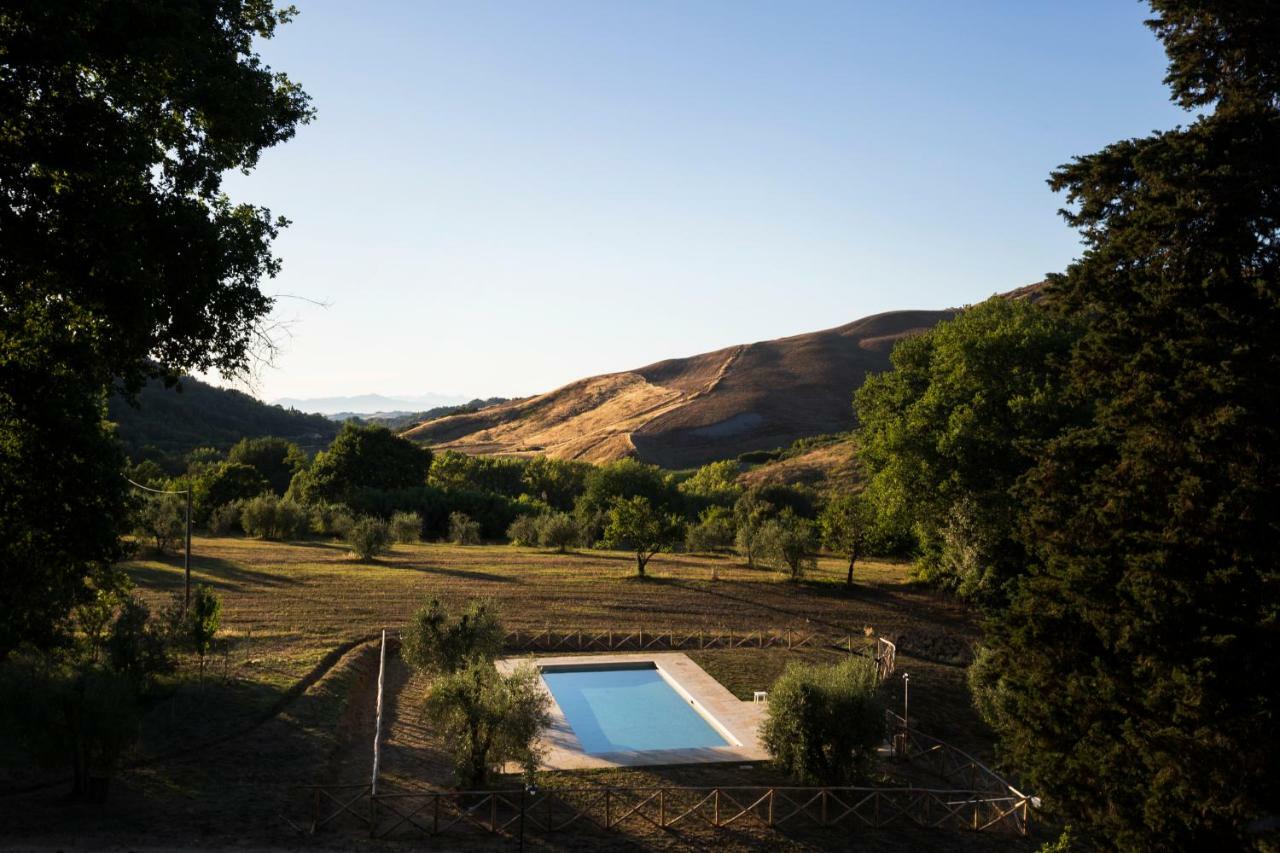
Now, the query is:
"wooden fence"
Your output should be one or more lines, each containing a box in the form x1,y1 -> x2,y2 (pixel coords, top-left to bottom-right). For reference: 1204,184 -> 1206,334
286,782 -> 1032,840
502,628 -> 896,681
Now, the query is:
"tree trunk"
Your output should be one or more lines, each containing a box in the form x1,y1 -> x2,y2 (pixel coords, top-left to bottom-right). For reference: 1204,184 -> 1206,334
846,546 -> 860,585
636,551 -> 647,577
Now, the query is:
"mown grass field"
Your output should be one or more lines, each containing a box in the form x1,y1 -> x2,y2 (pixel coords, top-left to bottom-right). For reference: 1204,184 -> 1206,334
2,535 -> 1026,850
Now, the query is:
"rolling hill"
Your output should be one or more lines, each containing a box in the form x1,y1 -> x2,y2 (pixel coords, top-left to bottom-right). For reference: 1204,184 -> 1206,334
402,306 -> 959,469
109,375 -> 340,463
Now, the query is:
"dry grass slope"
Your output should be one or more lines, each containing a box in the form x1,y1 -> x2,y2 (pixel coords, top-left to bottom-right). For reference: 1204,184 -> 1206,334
403,308 -> 957,468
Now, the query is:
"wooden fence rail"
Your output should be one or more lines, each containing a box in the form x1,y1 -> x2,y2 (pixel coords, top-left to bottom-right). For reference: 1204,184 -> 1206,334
287,783 -> 1031,840
501,628 -> 896,681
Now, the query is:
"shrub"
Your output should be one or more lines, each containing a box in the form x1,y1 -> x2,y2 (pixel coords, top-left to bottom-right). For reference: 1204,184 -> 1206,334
761,656 -> 884,784
207,502 -> 241,536
756,509 -> 816,580
448,511 -> 482,545
536,511 -> 579,552
686,505 -> 736,553
347,516 -> 391,560
390,510 -> 423,544
240,494 -> 308,540
506,514 -> 540,547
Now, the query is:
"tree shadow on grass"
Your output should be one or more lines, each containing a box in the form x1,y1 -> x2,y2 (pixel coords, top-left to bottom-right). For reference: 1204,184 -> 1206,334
375,560 -> 520,584
127,552 -> 303,594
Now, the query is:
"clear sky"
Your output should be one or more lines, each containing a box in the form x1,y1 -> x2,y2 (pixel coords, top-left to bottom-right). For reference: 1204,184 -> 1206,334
222,1 -> 1187,403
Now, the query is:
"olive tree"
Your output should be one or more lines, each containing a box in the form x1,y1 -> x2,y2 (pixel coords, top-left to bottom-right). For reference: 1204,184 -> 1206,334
761,656 -> 884,784
603,496 -> 685,577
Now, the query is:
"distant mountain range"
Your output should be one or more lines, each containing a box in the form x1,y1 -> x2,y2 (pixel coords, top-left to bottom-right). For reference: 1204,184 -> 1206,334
272,392 -> 469,417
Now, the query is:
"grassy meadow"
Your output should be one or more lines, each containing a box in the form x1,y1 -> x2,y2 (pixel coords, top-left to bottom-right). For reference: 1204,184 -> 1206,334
2,535 -> 1016,850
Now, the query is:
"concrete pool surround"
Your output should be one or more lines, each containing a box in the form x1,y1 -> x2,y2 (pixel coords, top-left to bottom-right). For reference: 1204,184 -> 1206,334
495,652 -> 769,770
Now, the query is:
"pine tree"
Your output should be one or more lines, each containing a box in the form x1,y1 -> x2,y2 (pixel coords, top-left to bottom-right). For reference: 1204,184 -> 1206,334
974,4 -> 1280,849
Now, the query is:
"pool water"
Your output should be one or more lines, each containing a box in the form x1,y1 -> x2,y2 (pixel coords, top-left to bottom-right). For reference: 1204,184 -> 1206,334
540,665 -> 730,754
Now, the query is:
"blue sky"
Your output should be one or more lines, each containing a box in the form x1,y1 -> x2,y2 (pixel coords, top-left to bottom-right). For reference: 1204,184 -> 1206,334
224,1 -> 1187,402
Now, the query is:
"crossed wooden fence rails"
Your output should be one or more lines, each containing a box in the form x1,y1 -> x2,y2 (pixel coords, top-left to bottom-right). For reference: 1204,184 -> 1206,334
885,710 -> 1033,816
287,783 -> 1031,839
502,628 -> 896,681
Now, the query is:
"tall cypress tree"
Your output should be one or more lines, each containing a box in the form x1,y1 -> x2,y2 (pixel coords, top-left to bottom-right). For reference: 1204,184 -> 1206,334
973,3 -> 1280,849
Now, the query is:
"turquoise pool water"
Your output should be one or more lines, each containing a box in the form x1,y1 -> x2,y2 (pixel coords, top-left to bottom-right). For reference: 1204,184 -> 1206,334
541,665 -> 730,754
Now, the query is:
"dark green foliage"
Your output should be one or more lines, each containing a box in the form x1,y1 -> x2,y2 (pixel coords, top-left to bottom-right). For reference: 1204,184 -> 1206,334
342,484 -> 520,541
104,597 -> 172,690
168,581 -> 221,676
603,495 -> 685,577
309,502 -> 354,539
677,460 -> 743,507
521,455 -> 593,510
855,297 -> 1080,604
751,483 -> 818,520
110,377 -> 337,466
577,458 -> 674,519
390,510 -> 422,544
400,597 -> 504,675
194,462 -> 269,522
0,1 -> 310,653
0,655 -> 141,801
429,450 -> 526,497
761,656 -> 883,785
0,592 -> 175,799
347,516 -> 391,561
289,423 -> 431,505
228,436 -> 309,495
448,511 -> 482,545
972,5 -> 1280,849
685,505 -> 736,554
207,502 -> 242,536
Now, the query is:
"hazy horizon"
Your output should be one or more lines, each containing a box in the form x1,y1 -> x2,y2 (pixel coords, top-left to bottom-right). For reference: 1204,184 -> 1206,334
216,1 -> 1186,402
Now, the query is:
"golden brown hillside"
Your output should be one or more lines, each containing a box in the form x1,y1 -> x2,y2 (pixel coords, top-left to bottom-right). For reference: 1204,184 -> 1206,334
402,307 -> 957,468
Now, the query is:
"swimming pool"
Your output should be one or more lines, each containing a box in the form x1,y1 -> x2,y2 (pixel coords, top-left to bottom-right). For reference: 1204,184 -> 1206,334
540,663 -> 731,754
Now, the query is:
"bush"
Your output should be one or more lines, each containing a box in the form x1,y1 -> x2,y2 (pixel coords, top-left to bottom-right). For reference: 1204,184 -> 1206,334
761,656 -> 883,784
309,502 -> 354,539
448,511 -> 482,545
165,584 -> 222,678
240,494 -> 307,540
536,511 -> 579,552
207,502 -> 241,536
390,510 -> 423,544
347,516 -> 391,560
506,514 -> 540,547
686,505 -> 736,553
756,509 -> 816,580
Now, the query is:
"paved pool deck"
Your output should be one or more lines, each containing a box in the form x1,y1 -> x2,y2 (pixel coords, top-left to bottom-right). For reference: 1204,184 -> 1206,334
495,652 -> 769,770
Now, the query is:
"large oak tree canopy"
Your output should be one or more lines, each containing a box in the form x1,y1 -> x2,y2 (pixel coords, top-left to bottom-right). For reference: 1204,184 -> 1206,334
0,1 -> 312,654
0,0 -> 313,391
